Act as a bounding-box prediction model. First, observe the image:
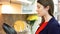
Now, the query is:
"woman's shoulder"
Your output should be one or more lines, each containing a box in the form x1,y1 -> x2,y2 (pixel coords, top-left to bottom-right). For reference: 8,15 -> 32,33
48,17 -> 59,27
47,17 -> 60,34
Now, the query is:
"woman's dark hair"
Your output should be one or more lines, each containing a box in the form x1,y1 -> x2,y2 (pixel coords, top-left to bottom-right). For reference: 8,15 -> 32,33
37,0 -> 54,23
37,0 -> 54,16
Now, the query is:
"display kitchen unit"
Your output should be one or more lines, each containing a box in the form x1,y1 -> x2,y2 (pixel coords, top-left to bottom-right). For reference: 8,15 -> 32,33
0,0 -> 59,34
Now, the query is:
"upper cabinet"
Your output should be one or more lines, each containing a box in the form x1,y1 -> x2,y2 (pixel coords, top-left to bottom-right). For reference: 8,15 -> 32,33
11,0 -> 32,5
0,0 -> 10,4
0,0 -> 37,14
1,3 -> 22,14
21,0 -> 37,14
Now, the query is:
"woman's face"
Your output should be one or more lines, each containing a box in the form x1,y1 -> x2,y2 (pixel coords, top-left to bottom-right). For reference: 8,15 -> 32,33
37,3 -> 48,17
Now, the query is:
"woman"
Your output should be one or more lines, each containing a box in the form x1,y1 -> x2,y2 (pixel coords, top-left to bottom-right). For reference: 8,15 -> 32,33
35,0 -> 60,34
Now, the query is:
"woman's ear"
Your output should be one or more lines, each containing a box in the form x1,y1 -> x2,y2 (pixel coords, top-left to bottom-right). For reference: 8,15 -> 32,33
45,6 -> 50,11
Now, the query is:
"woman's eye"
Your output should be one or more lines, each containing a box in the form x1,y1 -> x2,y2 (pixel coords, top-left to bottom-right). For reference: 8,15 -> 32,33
37,5 -> 40,9
37,6 -> 40,9
38,6 -> 40,8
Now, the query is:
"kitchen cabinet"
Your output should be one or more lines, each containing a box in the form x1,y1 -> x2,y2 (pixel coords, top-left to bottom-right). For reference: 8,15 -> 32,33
21,1 -> 37,14
0,0 -> 37,14
1,3 -> 22,14
0,0 -> 10,5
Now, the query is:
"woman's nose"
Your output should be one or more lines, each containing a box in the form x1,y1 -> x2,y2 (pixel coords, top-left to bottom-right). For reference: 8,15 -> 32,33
36,9 -> 39,12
